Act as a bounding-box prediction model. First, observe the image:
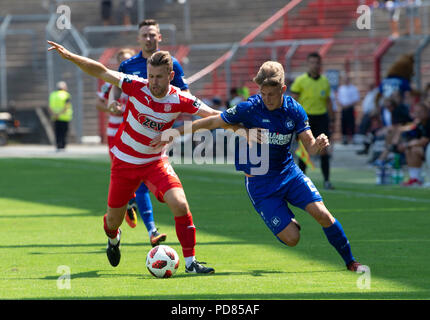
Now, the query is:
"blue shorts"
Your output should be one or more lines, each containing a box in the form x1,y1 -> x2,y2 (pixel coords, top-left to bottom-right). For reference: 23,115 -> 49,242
244,165 -> 323,236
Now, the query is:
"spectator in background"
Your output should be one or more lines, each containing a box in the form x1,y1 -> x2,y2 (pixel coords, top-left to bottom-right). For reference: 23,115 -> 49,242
384,0 -> 402,38
211,96 -> 226,112
49,81 -> 73,151
120,0 -> 135,26
374,92 -> 413,163
357,83 -> 379,155
337,75 -> 360,144
101,0 -> 113,26
228,88 -> 243,109
405,0 -> 422,35
239,86 -> 250,100
422,83 -> 430,105
397,102 -> 430,186
375,53 -> 414,111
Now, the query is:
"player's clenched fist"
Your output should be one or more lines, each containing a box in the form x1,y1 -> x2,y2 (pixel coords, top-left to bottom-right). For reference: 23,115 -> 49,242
315,133 -> 329,151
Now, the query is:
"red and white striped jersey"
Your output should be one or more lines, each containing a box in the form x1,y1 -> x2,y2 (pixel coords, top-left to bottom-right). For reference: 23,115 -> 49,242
97,82 -> 129,137
110,74 -> 201,165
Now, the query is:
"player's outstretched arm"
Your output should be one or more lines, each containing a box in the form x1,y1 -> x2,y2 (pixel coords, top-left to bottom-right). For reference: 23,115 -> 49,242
150,115 -> 227,148
299,130 -> 330,155
47,40 -> 122,87
150,115 -> 263,148
195,104 -> 251,133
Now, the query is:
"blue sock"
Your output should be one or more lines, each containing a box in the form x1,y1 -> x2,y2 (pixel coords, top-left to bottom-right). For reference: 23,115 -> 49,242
323,219 -> 354,266
135,184 -> 156,235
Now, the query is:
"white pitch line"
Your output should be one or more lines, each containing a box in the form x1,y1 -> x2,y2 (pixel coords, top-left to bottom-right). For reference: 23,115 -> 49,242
330,189 -> 430,204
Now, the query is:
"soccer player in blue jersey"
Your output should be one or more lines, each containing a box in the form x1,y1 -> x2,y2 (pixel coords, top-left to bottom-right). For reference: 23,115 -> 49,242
153,61 -> 363,271
109,19 -> 189,247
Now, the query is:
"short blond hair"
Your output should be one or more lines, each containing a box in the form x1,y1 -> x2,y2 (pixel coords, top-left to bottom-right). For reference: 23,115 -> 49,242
253,61 -> 285,87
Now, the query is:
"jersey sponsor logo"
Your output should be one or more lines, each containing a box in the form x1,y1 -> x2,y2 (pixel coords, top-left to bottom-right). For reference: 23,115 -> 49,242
262,119 -> 271,123
320,90 -> 326,97
265,132 -> 292,145
137,113 -> 167,131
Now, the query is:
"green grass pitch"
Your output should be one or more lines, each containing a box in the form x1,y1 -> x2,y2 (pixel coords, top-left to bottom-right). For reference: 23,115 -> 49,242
0,157 -> 429,299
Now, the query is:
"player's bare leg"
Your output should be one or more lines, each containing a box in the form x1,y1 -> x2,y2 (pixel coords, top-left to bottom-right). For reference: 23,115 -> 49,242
104,205 -> 127,267
276,220 -> 301,247
305,201 -> 361,271
106,205 -> 127,229
305,201 -> 335,228
163,188 -> 214,274
164,187 -> 190,217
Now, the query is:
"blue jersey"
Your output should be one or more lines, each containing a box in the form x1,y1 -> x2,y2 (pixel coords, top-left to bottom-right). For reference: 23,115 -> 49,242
221,94 -> 310,176
118,51 -> 189,90
379,76 -> 411,99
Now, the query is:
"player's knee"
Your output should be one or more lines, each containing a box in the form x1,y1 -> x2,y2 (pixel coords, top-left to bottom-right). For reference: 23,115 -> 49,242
320,212 -> 335,227
285,234 -> 300,247
307,203 -> 335,227
277,222 -> 300,247
278,233 -> 300,247
315,214 -> 334,228
171,199 -> 189,216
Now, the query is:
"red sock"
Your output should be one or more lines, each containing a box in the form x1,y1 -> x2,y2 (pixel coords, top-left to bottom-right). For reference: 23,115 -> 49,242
174,212 -> 196,258
103,214 -> 118,239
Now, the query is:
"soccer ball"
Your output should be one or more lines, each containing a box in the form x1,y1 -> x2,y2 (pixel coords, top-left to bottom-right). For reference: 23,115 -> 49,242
146,245 -> 179,278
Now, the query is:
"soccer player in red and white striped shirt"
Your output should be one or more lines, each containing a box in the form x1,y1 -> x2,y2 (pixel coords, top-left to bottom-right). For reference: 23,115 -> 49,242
48,41 -> 241,273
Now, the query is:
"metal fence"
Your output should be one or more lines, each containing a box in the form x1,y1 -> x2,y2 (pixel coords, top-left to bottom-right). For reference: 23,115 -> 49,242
185,39 -> 333,101
369,1 -> 430,38
3,0 -> 430,143
0,14 -> 51,111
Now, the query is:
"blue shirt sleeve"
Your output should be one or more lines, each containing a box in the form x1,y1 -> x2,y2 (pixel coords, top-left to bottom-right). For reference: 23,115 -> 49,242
288,97 -> 310,134
171,59 -> 189,90
220,101 -> 250,124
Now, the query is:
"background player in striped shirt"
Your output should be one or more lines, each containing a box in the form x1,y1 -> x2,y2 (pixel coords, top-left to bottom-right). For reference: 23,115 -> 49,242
47,41 -> 249,273
96,48 -> 136,154
96,48 -> 147,234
